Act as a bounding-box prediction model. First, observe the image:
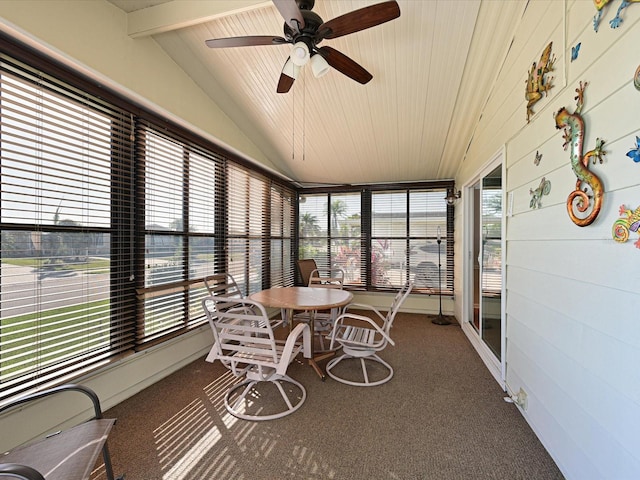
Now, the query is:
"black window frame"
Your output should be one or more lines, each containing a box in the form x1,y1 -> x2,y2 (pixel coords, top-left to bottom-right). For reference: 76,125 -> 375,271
296,182 -> 455,294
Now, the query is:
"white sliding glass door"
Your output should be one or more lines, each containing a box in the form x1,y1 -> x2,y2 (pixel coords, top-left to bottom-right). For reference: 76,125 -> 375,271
463,153 -> 505,385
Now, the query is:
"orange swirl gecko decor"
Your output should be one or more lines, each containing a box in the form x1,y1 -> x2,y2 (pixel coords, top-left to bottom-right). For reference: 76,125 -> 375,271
554,81 -> 606,227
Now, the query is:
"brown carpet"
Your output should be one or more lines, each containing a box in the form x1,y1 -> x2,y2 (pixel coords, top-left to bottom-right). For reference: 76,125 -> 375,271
94,313 -> 563,480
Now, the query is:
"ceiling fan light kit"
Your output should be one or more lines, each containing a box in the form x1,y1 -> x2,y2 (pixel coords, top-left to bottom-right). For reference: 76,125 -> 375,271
205,0 -> 401,93
310,53 -> 330,78
282,58 -> 301,80
291,41 -> 310,66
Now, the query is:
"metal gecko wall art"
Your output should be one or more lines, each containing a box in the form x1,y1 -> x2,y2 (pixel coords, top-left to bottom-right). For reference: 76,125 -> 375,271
526,42 -> 555,123
554,81 -> 606,227
593,0 -> 639,32
612,204 -> 640,248
529,177 -> 551,209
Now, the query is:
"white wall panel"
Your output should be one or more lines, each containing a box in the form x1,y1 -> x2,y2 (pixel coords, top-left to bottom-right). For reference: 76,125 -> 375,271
507,240 -> 640,294
507,321 -> 640,479
457,0 -> 640,478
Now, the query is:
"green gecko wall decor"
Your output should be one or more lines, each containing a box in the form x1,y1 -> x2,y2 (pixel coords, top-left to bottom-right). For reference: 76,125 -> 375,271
554,81 -> 606,227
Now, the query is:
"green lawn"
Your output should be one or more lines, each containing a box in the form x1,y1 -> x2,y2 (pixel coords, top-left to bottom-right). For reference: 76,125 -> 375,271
1,257 -> 110,274
1,299 -> 111,381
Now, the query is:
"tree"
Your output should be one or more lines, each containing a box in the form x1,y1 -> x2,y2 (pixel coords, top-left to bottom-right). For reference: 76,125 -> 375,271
329,199 -> 347,232
299,213 -> 320,237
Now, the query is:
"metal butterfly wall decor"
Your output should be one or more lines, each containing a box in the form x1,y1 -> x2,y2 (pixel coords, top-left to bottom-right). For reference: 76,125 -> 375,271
627,136 -> 640,163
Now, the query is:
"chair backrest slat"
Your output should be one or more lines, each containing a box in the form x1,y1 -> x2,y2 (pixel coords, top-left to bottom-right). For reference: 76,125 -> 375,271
204,273 -> 243,298
203,296 -> 279,364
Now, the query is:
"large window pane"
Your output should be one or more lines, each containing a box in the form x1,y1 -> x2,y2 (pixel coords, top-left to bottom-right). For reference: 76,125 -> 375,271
299,185 -> 453,292
299,192 -> 362,285
0,57 -> 134,400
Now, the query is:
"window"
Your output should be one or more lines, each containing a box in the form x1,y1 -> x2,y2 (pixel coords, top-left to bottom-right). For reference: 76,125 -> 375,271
136,123 -> 227,346
298,184 -> 453,293
0,55 -> 135,399
0,45 -> 295,402
135,124 -> 295,347
298,192 -> 362,284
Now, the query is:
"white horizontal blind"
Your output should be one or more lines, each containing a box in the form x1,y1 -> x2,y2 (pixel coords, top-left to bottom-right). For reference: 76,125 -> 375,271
372,188 -> 451,291
188,148 -> 225,318
0,56 -> 135,400
0,44 -> 298,402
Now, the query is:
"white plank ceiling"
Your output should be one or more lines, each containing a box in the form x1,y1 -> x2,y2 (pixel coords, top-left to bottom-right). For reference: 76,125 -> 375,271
107,0 -> 526,186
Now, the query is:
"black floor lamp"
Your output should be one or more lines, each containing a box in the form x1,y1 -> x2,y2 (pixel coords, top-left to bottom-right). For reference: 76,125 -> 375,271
432,226 -> 451,325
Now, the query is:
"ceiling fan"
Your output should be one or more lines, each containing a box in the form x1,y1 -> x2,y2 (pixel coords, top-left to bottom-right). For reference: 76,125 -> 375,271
205,0 -> 400,93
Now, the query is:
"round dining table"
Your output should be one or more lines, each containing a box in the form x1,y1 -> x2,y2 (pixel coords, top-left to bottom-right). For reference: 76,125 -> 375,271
249,286 -> 353,380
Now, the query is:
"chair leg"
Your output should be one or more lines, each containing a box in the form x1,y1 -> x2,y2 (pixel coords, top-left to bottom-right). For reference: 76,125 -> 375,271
326,353 -> 394,387
102,444 -> 116,480
224,377 -> 306,421
226,379 -> 258,416
275,379 -> 294,411
360,358 -> 369,384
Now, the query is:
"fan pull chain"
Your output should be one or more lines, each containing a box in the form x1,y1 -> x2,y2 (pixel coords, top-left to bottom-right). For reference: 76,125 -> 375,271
291,86 -> 295,161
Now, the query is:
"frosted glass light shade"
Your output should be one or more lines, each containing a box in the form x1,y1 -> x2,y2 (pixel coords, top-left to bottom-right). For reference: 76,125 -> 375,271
282,58 -> 300,79
310,54 -> 330,78
290,42 -> 310,66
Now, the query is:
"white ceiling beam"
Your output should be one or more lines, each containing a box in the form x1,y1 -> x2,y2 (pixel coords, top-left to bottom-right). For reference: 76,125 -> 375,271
127,0 -> 270,38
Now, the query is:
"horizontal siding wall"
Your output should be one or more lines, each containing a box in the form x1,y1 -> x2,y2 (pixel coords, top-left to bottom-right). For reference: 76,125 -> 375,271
457,0 -> 640,478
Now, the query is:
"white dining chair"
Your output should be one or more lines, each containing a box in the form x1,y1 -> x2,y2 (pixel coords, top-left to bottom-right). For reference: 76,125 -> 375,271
326,281 -> 413,386
202,296 -> 311,421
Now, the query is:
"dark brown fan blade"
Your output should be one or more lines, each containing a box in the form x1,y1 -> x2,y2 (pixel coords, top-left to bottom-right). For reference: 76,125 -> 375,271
205,36 -> 288,48
317,1 -> 400,41
317,46 -> 372,84
273,0 -> 305,32
277,58 -> 296,93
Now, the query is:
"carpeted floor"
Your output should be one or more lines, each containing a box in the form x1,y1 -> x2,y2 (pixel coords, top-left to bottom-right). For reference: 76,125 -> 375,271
94,313 -> 563,480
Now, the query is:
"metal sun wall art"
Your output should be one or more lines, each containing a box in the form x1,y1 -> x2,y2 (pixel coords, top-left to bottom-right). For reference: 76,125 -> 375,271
612,204 -> 640,248
526,42 -> 555,123
593,0 -> 639,31
635,65 -> 640,90
530,177 -> 551,209
554,81 -> 606,227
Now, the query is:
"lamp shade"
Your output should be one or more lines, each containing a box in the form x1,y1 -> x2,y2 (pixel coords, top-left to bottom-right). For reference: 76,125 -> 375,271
290,42 -> 310,66
310,54 -> 330,78
282,57 -> 300,79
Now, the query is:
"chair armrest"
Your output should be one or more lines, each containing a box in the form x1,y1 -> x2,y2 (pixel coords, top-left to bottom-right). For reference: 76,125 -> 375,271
343,303 -> 386,322
0,384 -> 104,420
276,322 -> 311,376
0,463 -> 45,480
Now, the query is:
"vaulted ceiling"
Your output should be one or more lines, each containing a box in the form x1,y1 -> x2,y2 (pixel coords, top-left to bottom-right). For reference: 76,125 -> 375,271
107,0 -> 526,186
